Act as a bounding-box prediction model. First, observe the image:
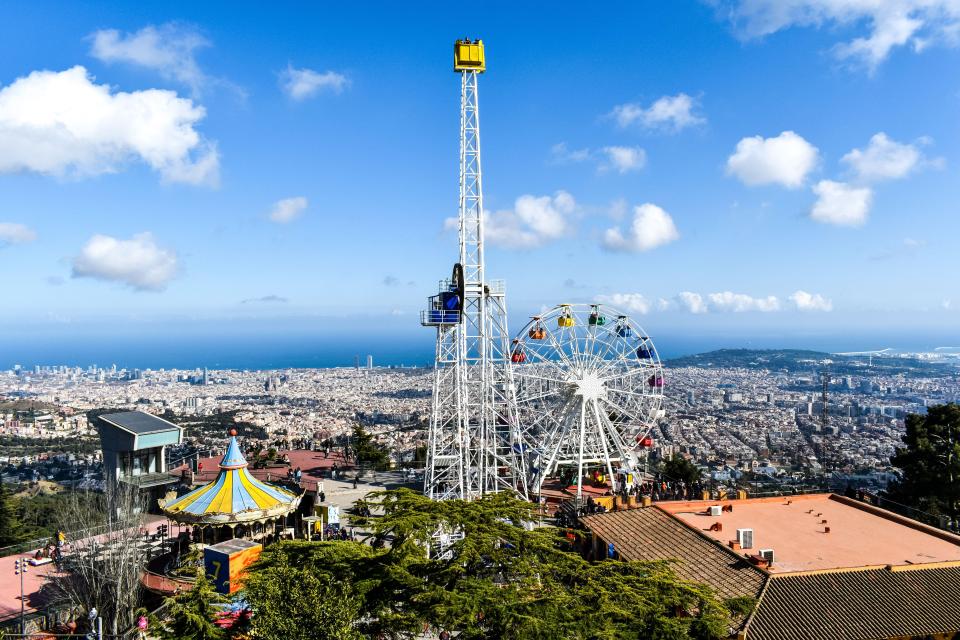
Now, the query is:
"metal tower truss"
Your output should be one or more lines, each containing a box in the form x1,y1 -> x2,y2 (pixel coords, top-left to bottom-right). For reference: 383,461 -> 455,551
422,41 -> 527,502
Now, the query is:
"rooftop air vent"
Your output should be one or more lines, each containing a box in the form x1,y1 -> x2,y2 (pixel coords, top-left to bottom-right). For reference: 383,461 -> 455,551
736,528 -> 754,549
759,548 -> 775,565
709,505 -> 722,517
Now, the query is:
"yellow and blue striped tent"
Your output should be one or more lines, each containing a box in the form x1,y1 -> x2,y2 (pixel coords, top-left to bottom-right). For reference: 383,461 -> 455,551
160,436 -> 301,525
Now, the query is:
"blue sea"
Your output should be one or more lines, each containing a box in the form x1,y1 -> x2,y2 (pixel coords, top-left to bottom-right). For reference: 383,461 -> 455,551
1,328 -> 957,371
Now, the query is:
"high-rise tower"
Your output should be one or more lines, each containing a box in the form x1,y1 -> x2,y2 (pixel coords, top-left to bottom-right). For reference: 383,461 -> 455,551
421,40 -> 526,501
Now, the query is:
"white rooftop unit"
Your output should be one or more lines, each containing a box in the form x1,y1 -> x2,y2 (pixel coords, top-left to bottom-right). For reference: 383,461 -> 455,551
736,528 -> 754,549
709,505 -> 723,517
759,548 -> 775,565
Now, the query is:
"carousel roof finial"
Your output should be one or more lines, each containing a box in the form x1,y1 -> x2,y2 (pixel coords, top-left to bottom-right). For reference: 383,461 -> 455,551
220,430 -> 247,469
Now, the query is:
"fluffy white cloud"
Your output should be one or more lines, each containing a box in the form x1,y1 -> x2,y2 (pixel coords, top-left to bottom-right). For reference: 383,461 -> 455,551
718,1 -> 960,70
708,291 -> 781,312
611,93 -> 705,131
603,203 -> 680,252
677,291 -> 709,314
842,132 -> 924,182
601,146 -> 647,173
726,131 -> 819,188
269,197 -> 308,223
550,142 -> 590,163
810,180 -> 872,226
0,222 -> 36,246
72,233 -> 177,291
446,191 -> 575,249
595,293 -> 651,315
0,66 -> 218,185
90,23 -> 210,94
280,65 -> 349,100
789,290 -> 833,311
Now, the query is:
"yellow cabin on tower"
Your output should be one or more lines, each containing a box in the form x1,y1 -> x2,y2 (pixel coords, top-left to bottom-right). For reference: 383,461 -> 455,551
454,39 -> 485,72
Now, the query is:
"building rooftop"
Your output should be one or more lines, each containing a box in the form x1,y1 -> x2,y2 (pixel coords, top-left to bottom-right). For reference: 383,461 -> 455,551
580,506 -> 766,600
745,564 -> 960,640
98,411 -> 180,435
658,493 -> 960,573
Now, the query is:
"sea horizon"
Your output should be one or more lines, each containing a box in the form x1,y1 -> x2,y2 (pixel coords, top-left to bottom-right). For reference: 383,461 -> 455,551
2,330 -> 957,372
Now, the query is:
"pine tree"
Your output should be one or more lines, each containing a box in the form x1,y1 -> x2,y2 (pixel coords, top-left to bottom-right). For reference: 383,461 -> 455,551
888,403 -> 960,521
245,489 -> 736,639
154,568 -> 227,640
0,481 -> 23,547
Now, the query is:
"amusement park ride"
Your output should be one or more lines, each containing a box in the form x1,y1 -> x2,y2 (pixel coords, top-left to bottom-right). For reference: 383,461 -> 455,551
422,40 -> 664,504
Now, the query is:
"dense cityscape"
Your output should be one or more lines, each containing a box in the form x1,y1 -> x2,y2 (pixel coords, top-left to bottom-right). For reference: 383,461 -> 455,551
4,349 -> 957,496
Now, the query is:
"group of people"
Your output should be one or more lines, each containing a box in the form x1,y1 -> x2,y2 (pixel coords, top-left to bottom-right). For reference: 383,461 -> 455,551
635,478 -> 706,502
33,530 -> 66,569
285,466 -> 303,484
322,524 -> 354,541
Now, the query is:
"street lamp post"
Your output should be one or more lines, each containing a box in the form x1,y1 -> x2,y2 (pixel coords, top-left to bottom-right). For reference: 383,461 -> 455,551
14,558 -> 27,634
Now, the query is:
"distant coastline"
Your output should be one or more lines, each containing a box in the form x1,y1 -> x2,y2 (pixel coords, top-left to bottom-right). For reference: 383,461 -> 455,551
1,332 -> 958,372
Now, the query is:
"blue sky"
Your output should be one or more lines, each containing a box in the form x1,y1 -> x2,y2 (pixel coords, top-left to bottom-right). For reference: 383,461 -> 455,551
1,1 -> 959,363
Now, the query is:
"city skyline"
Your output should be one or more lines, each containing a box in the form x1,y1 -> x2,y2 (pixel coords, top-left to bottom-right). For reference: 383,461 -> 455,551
1,1 -> 959,356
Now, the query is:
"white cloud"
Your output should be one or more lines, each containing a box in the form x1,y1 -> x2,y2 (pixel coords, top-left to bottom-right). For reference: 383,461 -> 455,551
71,233 -> 177,291
90,23 -> 210,94
810,180 -> 872,226
718,1 -> 960,71
677,291 -> 709,314
0,66 -> 218,185
611,93 -> 705,131
708,291 -> 781,312
280,65 -> 349,100
447,191 -> 575,249
726,131 -> 819,188
789,290 -> 833,311
603,203 -> 680,252
601,146 -> 647,173
595,293 -> 651,315
550,142 -> 590,163
269,197 -> 308,223
0,222 -> 36,246
842,132 -> 924,182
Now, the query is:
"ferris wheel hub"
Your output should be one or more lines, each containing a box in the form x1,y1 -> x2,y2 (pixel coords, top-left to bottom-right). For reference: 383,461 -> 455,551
568,370 -> 607,402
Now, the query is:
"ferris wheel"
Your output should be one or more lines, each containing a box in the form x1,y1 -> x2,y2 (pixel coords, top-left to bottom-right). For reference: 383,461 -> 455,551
510,303 -> 664,500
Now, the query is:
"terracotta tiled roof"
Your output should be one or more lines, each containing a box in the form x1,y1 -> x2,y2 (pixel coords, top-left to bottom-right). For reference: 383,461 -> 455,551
580,507 -> 767,600
745,564 -> 960,640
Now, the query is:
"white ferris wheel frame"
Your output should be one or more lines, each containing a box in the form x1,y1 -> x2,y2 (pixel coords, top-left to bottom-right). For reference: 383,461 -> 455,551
511,303 -> 664,501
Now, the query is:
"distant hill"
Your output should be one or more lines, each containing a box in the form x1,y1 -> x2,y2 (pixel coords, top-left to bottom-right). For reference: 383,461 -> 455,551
664,349 -> 832,372
663,348 -> 957,377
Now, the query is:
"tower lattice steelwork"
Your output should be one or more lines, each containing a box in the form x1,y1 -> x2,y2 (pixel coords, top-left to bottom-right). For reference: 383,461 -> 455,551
421,40 -> 526,501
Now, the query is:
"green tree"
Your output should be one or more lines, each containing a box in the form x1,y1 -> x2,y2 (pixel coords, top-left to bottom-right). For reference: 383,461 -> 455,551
154,568 -> 227,640
351,424 -> 389,468
246,489 -> 733,639
0,482 -> 23,547
243,549 -> 361,640
888,403 -> 960,521
662,455 -> 702,486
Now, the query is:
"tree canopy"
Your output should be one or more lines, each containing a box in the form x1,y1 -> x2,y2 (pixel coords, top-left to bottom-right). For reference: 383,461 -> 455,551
242,550 -> 361,640
155,568 -> 228,640
888,403 -> 960,521
0,481 -> 23,547
351,424 -> 390,469
662,455 -> 702,486
242,489 -> 740,639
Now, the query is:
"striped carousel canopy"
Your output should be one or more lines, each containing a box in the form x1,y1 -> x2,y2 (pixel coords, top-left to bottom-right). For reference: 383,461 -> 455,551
160,434 -> 301,525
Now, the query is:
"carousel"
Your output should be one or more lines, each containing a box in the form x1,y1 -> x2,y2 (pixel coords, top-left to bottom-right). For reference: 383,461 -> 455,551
159,430 -> 302,543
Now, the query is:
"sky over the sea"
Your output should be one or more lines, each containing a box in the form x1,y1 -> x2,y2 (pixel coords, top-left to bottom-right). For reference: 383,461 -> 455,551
1,1 -> 959,349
